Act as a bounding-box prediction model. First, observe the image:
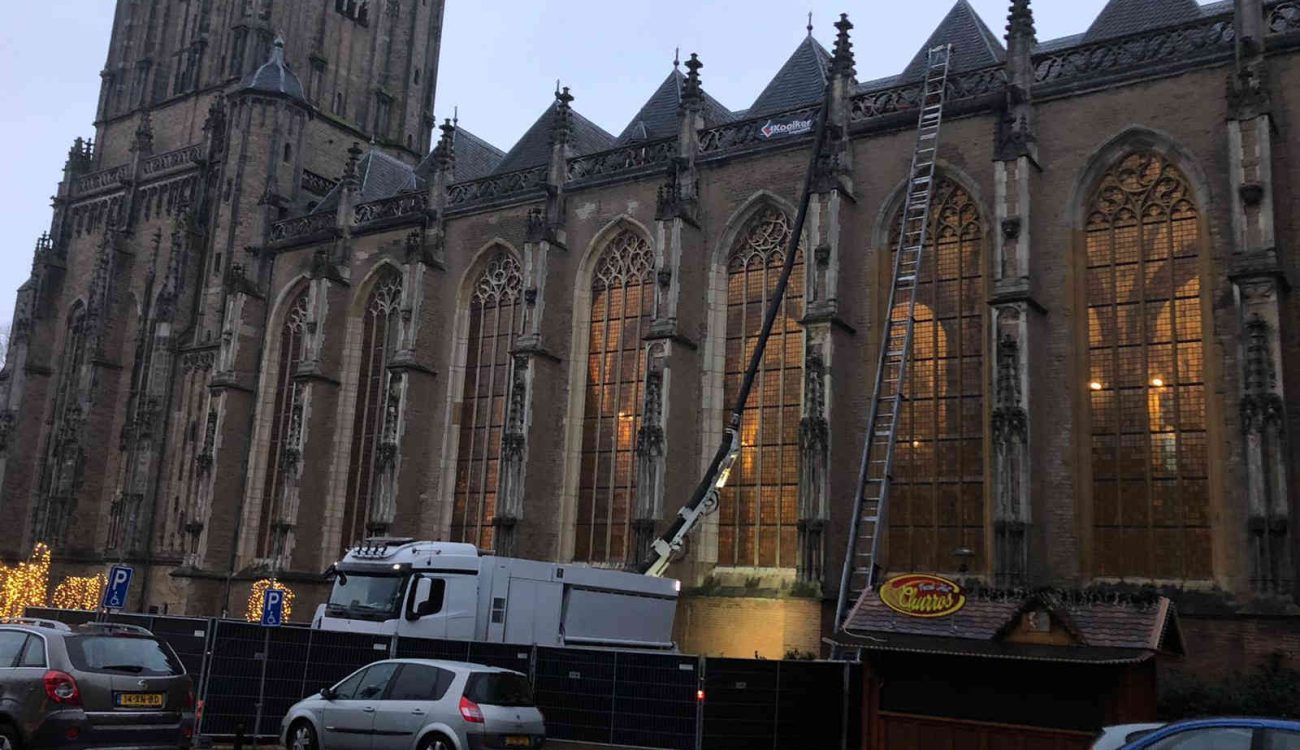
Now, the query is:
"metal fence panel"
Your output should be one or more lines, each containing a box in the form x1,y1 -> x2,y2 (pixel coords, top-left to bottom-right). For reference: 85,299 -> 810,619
776,661 -> 848,750
534,647 -> 616,743
259,627 -> 313,737
201,621 -> 266,737
395,636 -> 473,661
467,641 -> 532,673
302,628 -> 392,696
612,651 -> 699,750
702,658 -> 779,750
143,615 -> 210,682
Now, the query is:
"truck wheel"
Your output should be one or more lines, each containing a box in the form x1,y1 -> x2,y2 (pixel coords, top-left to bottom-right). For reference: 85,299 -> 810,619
420,732 -> 454,750
0,723 -> 20,750
288,720 -> 318,750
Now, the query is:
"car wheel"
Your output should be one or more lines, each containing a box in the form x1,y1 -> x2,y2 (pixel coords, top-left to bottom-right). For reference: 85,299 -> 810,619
420,732 -> 454,750
0,723 -> 20,750
288,720 -> 318,750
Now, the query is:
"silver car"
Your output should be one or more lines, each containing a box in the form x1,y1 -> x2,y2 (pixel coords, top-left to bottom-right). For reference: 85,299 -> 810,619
281,659 -> 545,750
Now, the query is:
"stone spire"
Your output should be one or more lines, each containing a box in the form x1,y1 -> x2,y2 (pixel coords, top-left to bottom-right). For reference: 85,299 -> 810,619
680,54 -> 704,112
831,13 -> 855,79
550,84 -> 574,150
997,0 -> 1037,161
1229,0 -> 1270,118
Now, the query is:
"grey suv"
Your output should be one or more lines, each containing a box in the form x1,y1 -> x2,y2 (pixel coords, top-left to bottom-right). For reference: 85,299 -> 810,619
0,618 -> 195,750
281,659 -> 545,750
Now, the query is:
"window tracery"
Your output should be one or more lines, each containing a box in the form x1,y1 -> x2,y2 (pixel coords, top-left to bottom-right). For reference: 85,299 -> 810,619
256,289 -> 308,557
451,252 -> 523,549
576,230 -> 655,563
342,269 -> 404,548
889,178 -> 986,573
720,207 -> 804,568
1086,152 -> 1208,579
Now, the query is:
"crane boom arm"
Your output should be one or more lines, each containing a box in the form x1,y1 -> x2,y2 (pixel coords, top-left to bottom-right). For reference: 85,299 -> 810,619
636,76 -> 835,577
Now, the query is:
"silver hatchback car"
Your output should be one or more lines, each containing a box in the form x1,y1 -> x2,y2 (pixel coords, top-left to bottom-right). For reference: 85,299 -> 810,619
281,659 -> 545,750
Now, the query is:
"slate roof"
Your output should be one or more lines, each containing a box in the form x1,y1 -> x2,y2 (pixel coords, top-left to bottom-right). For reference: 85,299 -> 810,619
899,0 -> 1005,82
1084,0 -> 1205,42
492,101 -> 616,174
416,127 -> 506,183
617,70 -> 734,144
839,588 -> 1182,663
238,38 -> 307,104
747,35 -> 831,117
312,147 -> 420,214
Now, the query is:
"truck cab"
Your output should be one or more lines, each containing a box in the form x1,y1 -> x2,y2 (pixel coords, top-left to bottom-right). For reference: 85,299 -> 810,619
315,538 -> 680,649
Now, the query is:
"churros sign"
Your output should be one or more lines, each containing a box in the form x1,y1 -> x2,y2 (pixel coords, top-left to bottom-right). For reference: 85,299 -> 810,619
878,574 -> 966,618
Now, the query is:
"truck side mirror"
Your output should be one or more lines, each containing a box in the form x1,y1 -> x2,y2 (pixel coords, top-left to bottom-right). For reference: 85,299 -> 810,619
406,576 -> 433,621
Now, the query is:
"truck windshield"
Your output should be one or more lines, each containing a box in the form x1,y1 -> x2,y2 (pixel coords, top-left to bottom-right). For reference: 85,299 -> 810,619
326,573 -> 408,620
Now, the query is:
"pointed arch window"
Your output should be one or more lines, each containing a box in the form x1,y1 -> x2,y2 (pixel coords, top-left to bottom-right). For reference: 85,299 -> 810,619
889,177 -> 986,573
720,207 -> 804,568
451,251 -> 523,549
576,230 -> 655,564
256,289 -> 309,557
1086,152 -> 1208,580
342,268 -> 404,548
34,303 -> 90,546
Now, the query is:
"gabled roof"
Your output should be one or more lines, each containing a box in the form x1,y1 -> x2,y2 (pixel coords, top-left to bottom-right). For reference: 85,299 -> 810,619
900,0 -> 1005,81
312,147 -> 419,214
492,101 -> 616,175
617,70 -> 734,144
416,127 -> 506,183
238,37 -> 307,104
748,35 -> 831,117
839,587 -> 1184,664
1084,0 -> 1204,42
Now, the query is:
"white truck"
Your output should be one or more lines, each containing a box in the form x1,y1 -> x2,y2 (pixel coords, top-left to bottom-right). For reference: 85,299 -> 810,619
312,538 -> 680,650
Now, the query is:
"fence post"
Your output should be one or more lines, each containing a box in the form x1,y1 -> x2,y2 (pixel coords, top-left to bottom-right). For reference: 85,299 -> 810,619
609,650 -> 618,746
841,662 -> 851,750
195,618 -> 218,739
252,625 -> 271,740
695,656 -> 705,750
389,633 -> 400,659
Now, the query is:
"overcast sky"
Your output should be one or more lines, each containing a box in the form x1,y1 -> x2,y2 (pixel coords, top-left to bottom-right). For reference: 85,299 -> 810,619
0,0 -> 1163,323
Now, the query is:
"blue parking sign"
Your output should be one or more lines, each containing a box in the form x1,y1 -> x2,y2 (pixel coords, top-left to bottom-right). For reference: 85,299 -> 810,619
261,588 -> 284,627
102,565 -> 133,610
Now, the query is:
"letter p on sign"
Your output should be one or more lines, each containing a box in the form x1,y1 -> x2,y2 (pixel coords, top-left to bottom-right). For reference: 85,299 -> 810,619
262,589 -> 284,627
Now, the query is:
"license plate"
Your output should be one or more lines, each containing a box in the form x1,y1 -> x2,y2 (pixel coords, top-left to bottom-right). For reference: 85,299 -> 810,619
116,692 -> 165,708
504,736 -> 530,748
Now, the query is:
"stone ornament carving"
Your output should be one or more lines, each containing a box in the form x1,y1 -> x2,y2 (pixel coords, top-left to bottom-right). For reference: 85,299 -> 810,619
1239,314 -> 1290,595
592,230 -> 655,290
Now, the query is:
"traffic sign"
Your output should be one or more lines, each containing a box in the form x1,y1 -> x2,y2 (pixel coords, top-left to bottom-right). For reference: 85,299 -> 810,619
261,588 -> 285,627
102,565 -> 134,610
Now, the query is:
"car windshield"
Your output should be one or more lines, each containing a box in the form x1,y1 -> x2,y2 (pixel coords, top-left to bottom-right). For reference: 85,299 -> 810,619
64,635 -> 183,676
326,573 -> 408,619
465,673 -> 534,707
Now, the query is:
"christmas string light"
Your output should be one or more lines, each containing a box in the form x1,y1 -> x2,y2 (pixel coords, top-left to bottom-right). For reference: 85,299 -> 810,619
52,573 -> 107,611
0,543 -> 52,620
245,578 -> 295,622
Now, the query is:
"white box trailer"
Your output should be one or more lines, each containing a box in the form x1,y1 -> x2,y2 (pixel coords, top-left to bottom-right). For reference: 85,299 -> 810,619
312,539 -> 680,650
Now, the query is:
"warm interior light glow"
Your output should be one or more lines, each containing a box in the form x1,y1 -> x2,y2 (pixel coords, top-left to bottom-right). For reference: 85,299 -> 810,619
245,578 -> 295,623
1151,377 -> 1164,388
1089,381 -> 1103,391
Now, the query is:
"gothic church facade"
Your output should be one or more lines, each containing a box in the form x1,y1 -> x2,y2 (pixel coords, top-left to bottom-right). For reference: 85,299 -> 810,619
2,0 -> 1299,658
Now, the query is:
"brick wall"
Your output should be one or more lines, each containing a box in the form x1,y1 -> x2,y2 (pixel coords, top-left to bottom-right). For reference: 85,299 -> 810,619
673,595 -> 823,658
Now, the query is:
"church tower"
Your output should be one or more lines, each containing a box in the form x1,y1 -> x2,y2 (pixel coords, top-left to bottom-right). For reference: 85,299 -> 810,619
0,0 -> 445,614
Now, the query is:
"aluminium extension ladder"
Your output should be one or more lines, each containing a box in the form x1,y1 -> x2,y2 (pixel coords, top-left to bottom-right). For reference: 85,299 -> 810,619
834,44 -> 954,633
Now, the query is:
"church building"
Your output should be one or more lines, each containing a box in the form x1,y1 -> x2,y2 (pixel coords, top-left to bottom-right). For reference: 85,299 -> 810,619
1,0 -> 1298,666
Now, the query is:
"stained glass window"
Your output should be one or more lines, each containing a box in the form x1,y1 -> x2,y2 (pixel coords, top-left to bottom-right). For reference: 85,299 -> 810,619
341,268 -> 404,548
719,207 -> 804,568
576,230 -> 655,563
1087,152 -> 1208,580
256,289 -> 308,557
888,178 -> 986,573
451,251 -> 523,549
